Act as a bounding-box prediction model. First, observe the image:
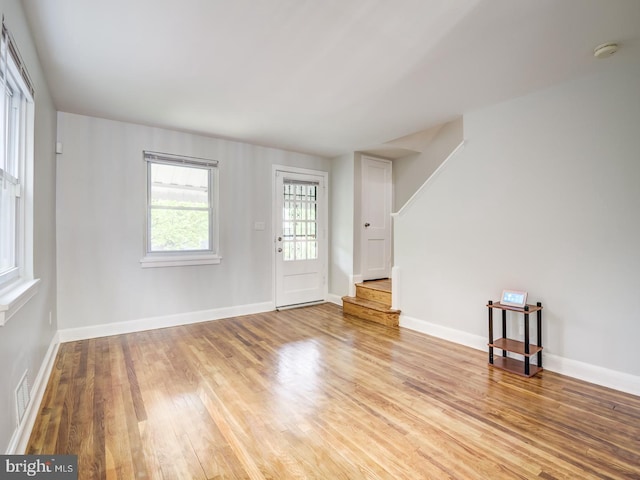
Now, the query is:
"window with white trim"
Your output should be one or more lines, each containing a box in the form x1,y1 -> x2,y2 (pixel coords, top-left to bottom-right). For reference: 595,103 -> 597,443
282,180 -> 319,262
0,21 -> 35,291
140,151 -> 220,268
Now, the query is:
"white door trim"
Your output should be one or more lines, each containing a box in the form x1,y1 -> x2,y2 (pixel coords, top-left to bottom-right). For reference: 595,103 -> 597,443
272,165 -> 329,308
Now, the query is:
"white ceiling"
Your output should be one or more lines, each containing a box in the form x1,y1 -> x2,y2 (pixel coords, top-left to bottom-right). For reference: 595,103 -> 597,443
21,0 -> 640,157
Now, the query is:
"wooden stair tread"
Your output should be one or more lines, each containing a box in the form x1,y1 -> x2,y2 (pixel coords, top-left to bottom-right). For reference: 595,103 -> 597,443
356,280 -> 391,294
355,283 -> 391,307
342,279 -> 398,326
341,296 -> 399,313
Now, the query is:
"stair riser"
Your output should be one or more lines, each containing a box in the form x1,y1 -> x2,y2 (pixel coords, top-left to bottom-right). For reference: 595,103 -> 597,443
356,286 -> 391,307
343,302 -> 399,327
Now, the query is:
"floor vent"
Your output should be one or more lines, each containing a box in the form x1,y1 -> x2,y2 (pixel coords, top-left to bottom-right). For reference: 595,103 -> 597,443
15,370 -> 30,425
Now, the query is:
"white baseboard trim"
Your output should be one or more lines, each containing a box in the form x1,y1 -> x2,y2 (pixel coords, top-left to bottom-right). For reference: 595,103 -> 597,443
542,353 -> 640,397
400,314 -> 640,397
326,294 -> 343,306
6,332 -> 60,454
58,301 -> 275,343
400,314 -> 486,351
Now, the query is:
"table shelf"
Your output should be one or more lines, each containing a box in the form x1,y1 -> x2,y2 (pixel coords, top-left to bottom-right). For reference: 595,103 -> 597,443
489,338 -> 543,357
492,357 -> 543,378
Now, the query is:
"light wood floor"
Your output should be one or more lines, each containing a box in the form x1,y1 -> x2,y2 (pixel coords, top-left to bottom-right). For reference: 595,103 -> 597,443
28,303 -> 640,479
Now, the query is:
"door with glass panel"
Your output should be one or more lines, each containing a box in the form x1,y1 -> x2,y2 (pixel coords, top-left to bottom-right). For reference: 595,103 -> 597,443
275,171 -> 326,308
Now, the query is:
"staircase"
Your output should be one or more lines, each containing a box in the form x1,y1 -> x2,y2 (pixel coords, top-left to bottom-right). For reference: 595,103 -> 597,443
341,279 -> 400,327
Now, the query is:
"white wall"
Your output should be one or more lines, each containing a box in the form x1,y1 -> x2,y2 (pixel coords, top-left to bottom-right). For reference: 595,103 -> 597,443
395,63 -> 640,388
393,117 -> 463,210
0,0 -> 58,452
56,113 -> 330,331
329,154 -> 355,298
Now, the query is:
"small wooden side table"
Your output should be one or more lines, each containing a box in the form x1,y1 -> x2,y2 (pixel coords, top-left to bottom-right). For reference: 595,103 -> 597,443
487,301 -> 543,377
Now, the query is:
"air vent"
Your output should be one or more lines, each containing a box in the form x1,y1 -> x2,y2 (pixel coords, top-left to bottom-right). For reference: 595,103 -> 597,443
15,370 -> 30,425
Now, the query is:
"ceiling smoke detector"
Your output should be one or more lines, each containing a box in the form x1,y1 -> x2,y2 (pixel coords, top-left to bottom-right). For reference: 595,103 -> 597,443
593,43 -> 619,59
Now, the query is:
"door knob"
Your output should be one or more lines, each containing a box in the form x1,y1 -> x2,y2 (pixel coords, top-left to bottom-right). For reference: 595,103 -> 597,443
364,222 -> 370,228
277,236 -> 282,241
277,247 -> 282,253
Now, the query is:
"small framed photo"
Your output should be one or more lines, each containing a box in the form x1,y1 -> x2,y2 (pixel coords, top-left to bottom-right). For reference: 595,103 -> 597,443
501,289 -> 528,308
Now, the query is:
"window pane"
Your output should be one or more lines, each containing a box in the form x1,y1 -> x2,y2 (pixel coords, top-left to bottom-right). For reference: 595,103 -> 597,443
151,163 -> 209,208
283,184 -> 293,201
295,241 -> 306,260
0,180 -> 17,273
146,156 -> 217,256
283,201 -> 292,221
283,221 -> 293,239
308,241 -> 317,260
283,242 -> 294,261
7,90 -> 20,177
298,203 -> 306,220
281,180 -> 320,262
150,208 -> 209,251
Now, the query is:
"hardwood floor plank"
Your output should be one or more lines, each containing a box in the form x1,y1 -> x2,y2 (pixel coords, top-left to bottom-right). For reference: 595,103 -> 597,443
27,303 -> 640,479
119,336 -> 147,422
91,338 -> 108,480
198,383 -> 267,480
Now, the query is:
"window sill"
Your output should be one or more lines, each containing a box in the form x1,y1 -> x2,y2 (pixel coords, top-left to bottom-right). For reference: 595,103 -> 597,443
0,278 -> 41,326
139,254 -> 222,268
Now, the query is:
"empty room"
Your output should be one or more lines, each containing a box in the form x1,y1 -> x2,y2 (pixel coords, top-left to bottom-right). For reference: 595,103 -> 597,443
1,0 -> 639,478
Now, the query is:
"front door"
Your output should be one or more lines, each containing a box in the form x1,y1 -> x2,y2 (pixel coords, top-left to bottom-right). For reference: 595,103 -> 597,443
361,156 -> 392,281
274,169 -> 327,308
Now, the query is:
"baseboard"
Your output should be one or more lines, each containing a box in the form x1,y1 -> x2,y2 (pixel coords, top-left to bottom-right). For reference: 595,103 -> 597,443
6,332 -> 60,454
58,301 -> 275,343
542,353 -> 640,396
326,294 -> 343,306
400,314 -> 487,351
400,314 -> 640,397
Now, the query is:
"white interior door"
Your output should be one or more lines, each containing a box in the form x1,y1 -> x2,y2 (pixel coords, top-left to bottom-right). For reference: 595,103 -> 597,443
275,170 -> 326,308
361,156 -> 392,281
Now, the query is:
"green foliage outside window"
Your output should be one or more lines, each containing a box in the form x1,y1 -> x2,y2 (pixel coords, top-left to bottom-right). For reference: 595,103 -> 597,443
150,200 -> 210,251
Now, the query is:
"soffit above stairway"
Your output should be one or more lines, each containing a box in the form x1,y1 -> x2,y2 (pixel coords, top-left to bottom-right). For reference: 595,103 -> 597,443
21,0 -> 640,157
358,122 -> 449,159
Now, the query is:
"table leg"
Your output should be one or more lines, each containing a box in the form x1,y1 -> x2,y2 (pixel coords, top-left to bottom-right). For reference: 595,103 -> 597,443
524,306 -> 530,376
488,301 -> 494,365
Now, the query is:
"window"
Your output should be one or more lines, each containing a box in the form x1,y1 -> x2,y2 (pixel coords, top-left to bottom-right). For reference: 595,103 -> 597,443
0,21 -> 37,326
140,151 -> 220,268
282,181 -> 318,261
